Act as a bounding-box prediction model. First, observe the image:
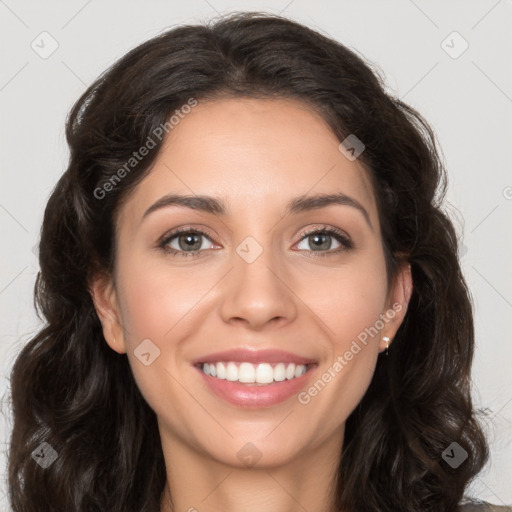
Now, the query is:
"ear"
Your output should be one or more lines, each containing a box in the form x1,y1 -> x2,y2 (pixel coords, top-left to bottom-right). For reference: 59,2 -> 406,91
88,272 -> 127,354
378,263 -> 413,353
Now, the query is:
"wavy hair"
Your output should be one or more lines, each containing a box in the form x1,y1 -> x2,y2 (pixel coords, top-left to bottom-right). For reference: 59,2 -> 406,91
7,11 -> 488,512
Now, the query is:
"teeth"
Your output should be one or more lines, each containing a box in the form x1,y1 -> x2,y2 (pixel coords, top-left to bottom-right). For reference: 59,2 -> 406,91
201,361 -> 308,384
216,362 -> 226,379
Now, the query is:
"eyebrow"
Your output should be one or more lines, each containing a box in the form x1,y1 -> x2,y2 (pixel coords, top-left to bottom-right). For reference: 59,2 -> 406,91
141,192 -> 373,230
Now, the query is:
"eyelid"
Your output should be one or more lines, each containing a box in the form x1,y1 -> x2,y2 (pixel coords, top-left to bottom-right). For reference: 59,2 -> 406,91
159,225 -> 217,245
296,224 -> 350,243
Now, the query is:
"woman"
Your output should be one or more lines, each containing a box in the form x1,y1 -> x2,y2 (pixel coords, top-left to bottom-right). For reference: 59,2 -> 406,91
7,11 -> 508,512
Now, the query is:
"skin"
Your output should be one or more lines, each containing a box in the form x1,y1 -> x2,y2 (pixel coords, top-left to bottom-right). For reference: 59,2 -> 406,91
90,97 -> 413,512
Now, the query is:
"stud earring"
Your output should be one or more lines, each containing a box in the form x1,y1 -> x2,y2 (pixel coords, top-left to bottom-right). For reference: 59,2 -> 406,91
382,336 -> 390,356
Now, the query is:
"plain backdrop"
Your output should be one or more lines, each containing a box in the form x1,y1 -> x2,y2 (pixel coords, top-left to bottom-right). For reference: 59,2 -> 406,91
1,0 -> 511,509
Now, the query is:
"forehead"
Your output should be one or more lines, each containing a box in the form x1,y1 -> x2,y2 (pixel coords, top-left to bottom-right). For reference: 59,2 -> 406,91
117,97 -> 378,231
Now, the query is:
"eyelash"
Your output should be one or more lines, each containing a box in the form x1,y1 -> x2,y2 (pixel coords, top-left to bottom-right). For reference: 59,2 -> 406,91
158,225 -> 353,259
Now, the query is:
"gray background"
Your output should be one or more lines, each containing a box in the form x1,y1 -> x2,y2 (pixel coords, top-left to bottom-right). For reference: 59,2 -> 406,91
1,0 -> 511,508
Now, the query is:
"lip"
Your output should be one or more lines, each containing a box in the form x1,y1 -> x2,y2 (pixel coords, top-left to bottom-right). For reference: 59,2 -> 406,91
195,364 -> 318,408
191,348 -> 317,366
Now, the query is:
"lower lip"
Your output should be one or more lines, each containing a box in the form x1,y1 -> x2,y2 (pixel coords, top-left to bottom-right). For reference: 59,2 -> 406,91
195,365 -> 317,408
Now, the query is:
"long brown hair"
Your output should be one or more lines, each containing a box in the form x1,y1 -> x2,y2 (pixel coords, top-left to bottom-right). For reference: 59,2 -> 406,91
7,11 -> 488,511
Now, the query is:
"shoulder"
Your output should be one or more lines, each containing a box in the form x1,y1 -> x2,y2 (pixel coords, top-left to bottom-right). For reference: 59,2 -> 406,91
460,503 -> 512,511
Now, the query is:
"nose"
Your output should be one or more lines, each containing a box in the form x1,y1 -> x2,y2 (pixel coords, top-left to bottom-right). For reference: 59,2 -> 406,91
218,239 -> 298,331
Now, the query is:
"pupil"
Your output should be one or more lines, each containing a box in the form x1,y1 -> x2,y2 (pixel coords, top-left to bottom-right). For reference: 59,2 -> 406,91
311,234 -> 330,251
180,233 -> 201,251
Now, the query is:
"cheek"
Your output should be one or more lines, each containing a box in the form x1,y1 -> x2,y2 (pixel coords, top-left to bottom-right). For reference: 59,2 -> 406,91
115,253 -> 207,343
303,255 -> 389,353
113,259 -> 208,423
297,253 -> 388,416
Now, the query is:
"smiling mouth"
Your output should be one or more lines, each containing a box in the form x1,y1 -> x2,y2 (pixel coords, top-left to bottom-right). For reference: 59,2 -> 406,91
195,361 -> 315,386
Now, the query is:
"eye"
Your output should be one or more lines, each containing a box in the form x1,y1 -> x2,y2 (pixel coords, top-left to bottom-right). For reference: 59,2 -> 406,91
158,225 -> 353,258
295,226 -> 353,257
159,228 -> 216,257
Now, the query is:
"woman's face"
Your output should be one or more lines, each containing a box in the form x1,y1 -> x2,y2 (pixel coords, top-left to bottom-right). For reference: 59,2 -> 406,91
92,97 -> 411,469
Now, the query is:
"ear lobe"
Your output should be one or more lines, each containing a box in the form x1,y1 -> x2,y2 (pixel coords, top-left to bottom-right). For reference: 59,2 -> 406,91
88,273 -> 127,354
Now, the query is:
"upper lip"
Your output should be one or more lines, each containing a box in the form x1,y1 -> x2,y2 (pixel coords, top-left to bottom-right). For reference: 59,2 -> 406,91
192,348 -> 317,366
